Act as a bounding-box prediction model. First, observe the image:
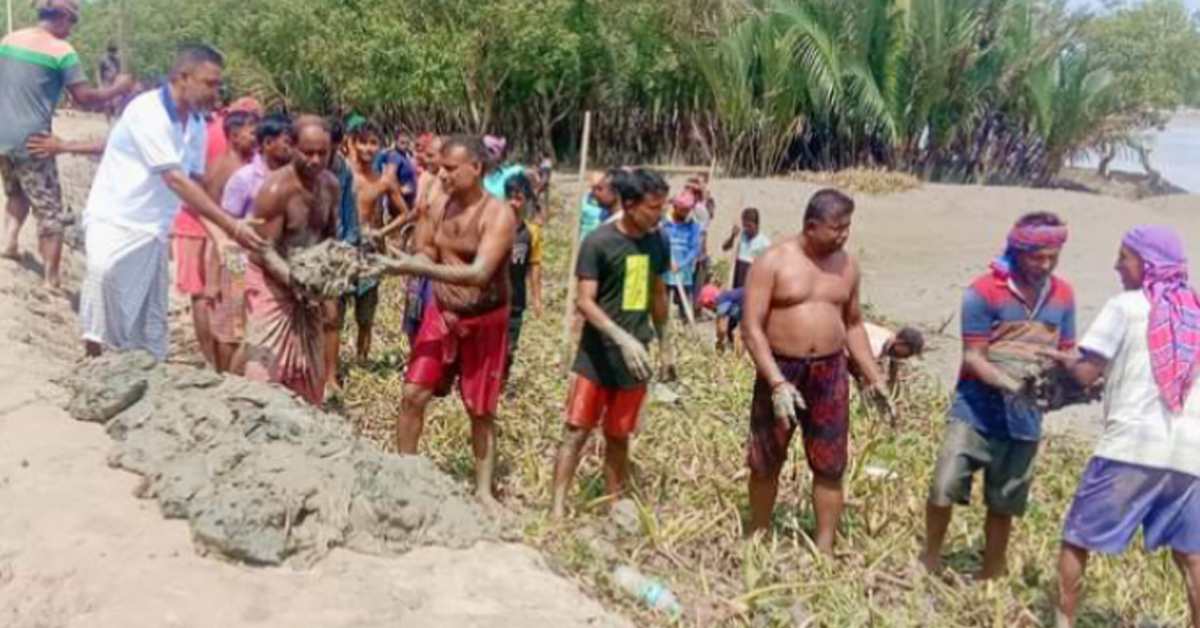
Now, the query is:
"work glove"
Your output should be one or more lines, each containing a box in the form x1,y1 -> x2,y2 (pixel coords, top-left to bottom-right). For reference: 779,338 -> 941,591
863,381 -> 898,426
611,328 -> 653,382
771,381 -> 806,429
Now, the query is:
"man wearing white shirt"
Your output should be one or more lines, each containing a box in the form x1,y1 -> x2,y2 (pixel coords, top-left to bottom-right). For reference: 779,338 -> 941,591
79,44 -> 264,361
1050,225 -> 1200,628
721,207 -> 771,289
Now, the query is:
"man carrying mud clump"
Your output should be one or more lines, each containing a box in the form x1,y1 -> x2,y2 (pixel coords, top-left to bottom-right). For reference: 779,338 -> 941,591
921,212 -> 1076,580
742,189 -> 893,556
376,135 -> 517,509
243,116 -> 339,406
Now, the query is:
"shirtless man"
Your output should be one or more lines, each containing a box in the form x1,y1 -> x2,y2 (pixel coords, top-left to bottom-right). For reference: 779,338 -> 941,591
378,135 -> 517,508
205,110 -> 261,202
742,188 -> 892,555
380,134 -> 443,342
344,121 -> 406,364
243,116 -> 339,405
380,134 -> 442,248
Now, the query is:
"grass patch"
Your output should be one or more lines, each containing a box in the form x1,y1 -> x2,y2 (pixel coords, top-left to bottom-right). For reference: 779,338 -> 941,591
340,196 -> 1187,628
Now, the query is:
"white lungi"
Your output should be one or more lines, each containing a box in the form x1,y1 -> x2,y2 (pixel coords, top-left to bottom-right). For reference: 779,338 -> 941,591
79,219 -> 171,361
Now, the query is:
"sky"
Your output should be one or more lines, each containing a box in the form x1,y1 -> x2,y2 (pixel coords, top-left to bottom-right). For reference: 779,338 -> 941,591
1071,0 -> 1200,13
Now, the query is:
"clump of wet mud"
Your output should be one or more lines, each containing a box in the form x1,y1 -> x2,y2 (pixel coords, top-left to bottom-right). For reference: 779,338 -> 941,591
290,241 -> 385,300
63,352 -> 496,567
991,353 -> 1102,412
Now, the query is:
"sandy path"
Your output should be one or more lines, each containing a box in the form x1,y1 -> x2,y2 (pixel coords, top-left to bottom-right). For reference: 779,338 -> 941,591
0,114 -> 631,628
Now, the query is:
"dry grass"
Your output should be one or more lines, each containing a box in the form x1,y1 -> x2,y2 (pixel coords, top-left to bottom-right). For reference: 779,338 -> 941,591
340,197 -> 1187,628
791,169 -> 923,196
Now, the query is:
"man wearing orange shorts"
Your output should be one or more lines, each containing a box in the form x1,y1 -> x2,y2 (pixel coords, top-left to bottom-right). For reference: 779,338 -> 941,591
171,96 -> 263,366
551,168 -> 675,519
377,135 -> 516,510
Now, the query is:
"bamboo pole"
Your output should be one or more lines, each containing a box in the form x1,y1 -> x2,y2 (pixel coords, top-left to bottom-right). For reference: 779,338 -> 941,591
559,111 -> 592,372
117,0 -> 130,72
6,0 -> 13,36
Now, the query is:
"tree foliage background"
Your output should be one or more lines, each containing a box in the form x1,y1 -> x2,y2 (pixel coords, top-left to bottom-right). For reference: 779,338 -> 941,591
21,0 -> 1200,181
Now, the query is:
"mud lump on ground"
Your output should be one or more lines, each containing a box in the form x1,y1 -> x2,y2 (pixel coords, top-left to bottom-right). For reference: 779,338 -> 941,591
63,351 -> 497,567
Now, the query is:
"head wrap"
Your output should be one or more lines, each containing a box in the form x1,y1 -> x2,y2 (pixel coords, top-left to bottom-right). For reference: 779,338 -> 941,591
699,284 -> 720,310
672,191 -> 697,210
228,97 -> 263,116
344,114 -> 366,134
1122,225 -> 1200,413
483,135 -> 507,160
989,222 -> 1069,279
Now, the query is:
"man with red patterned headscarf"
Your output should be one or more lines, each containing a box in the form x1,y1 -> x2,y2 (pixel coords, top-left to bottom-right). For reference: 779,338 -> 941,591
922,212 -> 1077,580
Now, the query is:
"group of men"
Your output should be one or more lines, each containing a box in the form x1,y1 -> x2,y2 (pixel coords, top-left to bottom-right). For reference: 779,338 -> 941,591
5,6 -> 1200,626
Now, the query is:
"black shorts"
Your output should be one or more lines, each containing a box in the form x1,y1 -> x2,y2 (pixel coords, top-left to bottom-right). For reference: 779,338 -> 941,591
339,284 -> 380,330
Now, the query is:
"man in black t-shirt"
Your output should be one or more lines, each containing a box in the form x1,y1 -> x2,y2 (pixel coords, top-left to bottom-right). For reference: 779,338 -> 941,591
551,168 -> 675,519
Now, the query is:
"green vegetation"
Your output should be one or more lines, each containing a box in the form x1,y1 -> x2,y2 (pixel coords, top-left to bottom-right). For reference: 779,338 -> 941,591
28,0 -> 1197,180
339,199 -> 1191,628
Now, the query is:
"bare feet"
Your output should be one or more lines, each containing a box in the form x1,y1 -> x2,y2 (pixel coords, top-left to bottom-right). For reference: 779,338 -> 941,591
919,552 -> 943,576
477,491 -> 503,516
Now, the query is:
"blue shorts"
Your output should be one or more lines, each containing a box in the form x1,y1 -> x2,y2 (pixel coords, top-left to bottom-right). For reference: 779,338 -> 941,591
1063,457 -> 1200,555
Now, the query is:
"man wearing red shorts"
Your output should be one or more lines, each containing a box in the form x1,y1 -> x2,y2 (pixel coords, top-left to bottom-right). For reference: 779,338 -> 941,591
378,135 -> 516,510
551,168 -> 675,519
742,189 -> 892,556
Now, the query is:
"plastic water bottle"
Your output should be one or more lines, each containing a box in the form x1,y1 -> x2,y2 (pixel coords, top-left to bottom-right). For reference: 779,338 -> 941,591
613,566 -> 681,619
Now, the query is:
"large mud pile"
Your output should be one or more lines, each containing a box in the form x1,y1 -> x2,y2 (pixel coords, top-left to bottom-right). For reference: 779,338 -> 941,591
63,352 -> 496,567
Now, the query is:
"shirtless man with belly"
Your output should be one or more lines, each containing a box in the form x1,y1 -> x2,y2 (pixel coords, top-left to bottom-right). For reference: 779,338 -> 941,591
741,188 -> 892,555
242,116 -> 339,405
378,135 -> 517,509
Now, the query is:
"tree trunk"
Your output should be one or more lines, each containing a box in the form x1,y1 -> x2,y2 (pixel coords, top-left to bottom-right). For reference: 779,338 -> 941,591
1097,145 -> 1116,180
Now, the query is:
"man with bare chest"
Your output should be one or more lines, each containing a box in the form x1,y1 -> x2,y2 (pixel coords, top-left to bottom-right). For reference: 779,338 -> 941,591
243,116 -> 339,405
379,135 -> 517,508
343,121 -> 406,364
742,189 -> 892,555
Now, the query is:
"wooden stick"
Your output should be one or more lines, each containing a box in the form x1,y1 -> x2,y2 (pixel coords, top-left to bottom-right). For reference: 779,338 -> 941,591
560,111 -> 593,372
117,0 -> 130,72
674,282 -> 696,328
636,164 -> 712,175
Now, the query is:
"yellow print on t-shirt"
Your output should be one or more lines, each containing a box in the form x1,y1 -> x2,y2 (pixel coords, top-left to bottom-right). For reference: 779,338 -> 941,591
622,255 -> 650,311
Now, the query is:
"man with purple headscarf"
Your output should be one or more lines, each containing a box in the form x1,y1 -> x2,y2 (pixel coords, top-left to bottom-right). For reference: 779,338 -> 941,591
1050,225 -> 1200,628
922,212 -> 1077,579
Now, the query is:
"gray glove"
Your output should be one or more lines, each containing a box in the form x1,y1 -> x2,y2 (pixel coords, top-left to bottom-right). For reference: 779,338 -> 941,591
863,381 -> 897,426
611,327 -> 653,382
771,381 -> 806,428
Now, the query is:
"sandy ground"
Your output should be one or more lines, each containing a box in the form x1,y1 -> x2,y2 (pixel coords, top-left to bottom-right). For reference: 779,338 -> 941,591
0,114 -> 631,628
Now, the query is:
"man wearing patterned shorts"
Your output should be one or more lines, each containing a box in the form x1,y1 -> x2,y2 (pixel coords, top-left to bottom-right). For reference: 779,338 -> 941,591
0,0 -> 131,291
741,189 -> 893,556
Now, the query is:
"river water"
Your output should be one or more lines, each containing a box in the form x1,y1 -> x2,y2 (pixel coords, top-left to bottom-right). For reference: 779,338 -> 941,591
1076,111 -> 1200,193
